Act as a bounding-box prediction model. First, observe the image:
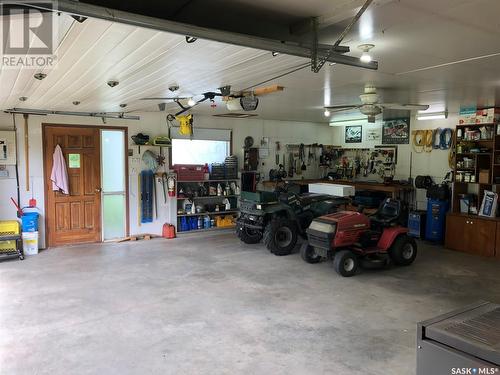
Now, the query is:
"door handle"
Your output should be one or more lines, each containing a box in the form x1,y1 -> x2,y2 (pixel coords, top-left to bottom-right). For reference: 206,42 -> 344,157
95,188 -> 102,193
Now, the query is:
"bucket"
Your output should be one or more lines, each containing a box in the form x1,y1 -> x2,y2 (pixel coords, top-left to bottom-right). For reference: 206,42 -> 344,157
21,212 -> 39,232
22,231 -> 38,255
21,207 -> 40,232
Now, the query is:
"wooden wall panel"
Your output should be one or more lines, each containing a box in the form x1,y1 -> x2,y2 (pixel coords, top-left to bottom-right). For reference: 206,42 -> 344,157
67,135 -> 82,148
83,154 -> 94,195
84,201 -> 94,229
70,202 -> 81,229
69,175 -> 80,196
83,135 -> 94,148
55,203 -> 69,230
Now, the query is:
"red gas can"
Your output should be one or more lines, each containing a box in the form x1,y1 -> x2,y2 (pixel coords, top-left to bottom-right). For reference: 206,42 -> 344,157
162,223 -> 176,239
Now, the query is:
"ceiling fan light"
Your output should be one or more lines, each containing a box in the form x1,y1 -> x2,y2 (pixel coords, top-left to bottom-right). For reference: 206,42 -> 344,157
358,44 -> 375,64
360,52 -> 372,63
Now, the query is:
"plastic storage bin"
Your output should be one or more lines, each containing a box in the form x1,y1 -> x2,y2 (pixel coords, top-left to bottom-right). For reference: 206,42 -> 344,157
22,231 -> 38,255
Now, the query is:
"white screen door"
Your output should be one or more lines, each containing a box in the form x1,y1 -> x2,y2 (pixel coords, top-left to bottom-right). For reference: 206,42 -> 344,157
101,130 -> 126,240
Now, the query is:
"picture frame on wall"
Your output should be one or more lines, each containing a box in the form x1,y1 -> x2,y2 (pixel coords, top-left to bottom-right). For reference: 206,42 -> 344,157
366,126 -> 381,141
479,190 -> 498,218
382,117 -> 410,144
345,125 -> 362,143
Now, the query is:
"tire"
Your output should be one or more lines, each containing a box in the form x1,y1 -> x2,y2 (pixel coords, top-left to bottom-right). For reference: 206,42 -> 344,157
263,217 -> 298,256
333,250 -> 359,277
389,235 -> 417,266
237,227 -> 263,244
300,242 -> 321,264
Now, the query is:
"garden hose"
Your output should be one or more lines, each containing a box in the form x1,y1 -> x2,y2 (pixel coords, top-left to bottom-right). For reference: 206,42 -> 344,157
412,130 -> 433,153
432,128 -> 453,150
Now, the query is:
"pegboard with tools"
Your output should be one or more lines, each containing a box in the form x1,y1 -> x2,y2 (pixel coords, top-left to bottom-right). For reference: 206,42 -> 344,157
272,144 -> 342,179
333,146 -> 398,182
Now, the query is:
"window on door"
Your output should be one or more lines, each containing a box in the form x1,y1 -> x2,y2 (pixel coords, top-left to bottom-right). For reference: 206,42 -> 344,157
101,130 -> 126,240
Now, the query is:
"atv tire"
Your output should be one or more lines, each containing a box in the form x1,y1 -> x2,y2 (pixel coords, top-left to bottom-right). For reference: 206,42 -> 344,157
300,242 -> 321,264
333,250 -> 359,277
237,227 -> 263,244
389,235 -> 417,266
263,217 -> 297,256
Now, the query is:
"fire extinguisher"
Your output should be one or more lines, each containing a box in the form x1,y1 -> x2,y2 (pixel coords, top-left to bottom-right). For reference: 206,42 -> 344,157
167,174 -> 176,197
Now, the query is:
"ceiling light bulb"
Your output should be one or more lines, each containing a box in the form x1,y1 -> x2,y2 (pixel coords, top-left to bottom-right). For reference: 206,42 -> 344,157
187,98 -> 196,106
324,109 -> 331,117
272,51 -> 279,57
357,44 -> 375,64
360,52 -> 372,63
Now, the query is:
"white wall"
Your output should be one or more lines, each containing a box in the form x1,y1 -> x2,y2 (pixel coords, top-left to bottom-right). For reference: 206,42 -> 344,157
0,112 -> 332,247
331,114 -> 456,209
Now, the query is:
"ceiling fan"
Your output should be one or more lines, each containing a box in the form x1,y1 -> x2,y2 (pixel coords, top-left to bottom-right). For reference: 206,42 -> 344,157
324,85 -> 429,123
140,85 -> 284,116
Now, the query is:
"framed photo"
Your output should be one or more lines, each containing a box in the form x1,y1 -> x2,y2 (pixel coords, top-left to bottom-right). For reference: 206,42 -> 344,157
345,125 -> 362,143
366,127 -> 381,141
382,117 -> 410,144
479,190 -> 498,218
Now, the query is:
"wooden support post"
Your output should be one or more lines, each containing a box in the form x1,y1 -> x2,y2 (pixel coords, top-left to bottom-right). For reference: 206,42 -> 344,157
23,114 -> 29,192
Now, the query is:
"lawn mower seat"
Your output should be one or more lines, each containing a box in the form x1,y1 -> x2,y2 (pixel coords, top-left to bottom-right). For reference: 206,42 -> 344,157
369,198 -> 403,228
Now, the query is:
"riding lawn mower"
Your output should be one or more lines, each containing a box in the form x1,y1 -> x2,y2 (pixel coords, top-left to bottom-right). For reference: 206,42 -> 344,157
301,198 -> 417,277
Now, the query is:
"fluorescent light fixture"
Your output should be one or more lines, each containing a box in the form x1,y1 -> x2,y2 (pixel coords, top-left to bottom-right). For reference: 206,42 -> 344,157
329,118 -> 367,126
416,111 -> 448,121
324,109 -> 331,117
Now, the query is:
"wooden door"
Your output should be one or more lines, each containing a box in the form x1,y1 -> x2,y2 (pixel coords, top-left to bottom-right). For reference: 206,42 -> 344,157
445,214 -> 467,252
467,217 -> 496,257
495,223 -> 500,259
43,125 -> 101,246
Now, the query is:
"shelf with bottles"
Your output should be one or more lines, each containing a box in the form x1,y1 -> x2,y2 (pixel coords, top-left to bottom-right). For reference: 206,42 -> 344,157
176,180 -> 240,199
176,195 -> 239,200
177,210 -> 239,217
177,213 -> 237,233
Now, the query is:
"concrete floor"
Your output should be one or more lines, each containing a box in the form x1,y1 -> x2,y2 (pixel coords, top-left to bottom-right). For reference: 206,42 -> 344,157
0,233 -> 499,375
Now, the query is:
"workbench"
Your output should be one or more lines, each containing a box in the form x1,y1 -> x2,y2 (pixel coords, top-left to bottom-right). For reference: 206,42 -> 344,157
262,179 -> 413,199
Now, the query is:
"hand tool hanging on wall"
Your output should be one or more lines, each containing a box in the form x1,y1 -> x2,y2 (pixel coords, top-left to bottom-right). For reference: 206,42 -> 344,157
160,172 -> 167,203
288,152 -> 294,177
23,114 -> 29,191
299,143 -> 307,171
141,170 -> 154,223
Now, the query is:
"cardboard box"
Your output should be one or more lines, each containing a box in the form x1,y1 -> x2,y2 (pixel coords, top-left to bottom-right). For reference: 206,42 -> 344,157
479,169 -> 490,184
475,108 -> 500,124
458,115 -> 476,125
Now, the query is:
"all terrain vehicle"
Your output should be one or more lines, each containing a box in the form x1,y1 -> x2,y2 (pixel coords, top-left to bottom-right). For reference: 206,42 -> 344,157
236,183 -> 348,255
301,198 -> 417,276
